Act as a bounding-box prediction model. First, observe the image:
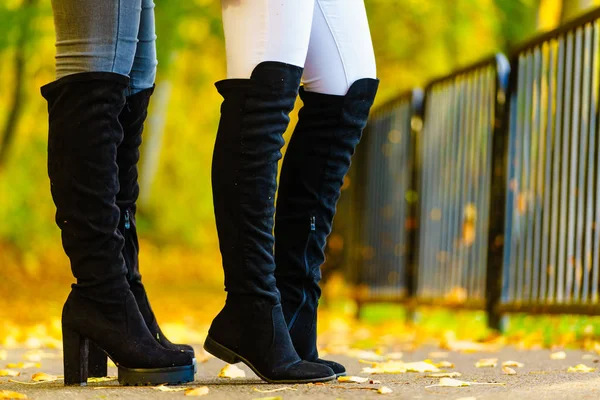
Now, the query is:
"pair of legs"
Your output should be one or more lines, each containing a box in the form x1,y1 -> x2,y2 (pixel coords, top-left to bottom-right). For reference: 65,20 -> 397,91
223,0 -> 377,95
43,0 -> 194,386
52,0 -> 157,94
204,0 -> 378,382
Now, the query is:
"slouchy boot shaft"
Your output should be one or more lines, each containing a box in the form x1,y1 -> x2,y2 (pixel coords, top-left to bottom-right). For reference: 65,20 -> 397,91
43,72 -> 130,300
212,62 -> 302,302
275,78 -> 379,364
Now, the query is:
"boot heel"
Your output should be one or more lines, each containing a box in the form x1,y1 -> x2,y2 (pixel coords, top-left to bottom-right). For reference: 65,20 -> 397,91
203,336 -> 241,364
88,341 -> 108,378
62,326 -> 89,386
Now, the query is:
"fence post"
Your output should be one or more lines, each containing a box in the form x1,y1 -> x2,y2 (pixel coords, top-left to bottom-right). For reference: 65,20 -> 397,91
485,54 -> 511,331
406,90 -> 424,316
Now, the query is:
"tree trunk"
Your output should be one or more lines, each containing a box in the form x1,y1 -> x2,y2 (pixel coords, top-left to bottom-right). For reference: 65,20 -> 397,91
139,80 -> 172,209
0,0 -> 37,168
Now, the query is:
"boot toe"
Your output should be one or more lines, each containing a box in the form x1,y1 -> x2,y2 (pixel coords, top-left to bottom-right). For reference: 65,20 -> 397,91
316,358 -> 346,376
279,360 -> 336,382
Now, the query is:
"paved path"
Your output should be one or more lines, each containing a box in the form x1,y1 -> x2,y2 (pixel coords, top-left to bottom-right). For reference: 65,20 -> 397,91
1,346 -> 600,399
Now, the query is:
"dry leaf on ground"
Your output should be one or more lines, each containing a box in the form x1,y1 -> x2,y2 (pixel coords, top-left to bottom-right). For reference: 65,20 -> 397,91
369,379 -> 381,384
153,384 -> 188,392
502,366 -> 516,375
377,387 -> 393,394
404,361 -> 439,373
426,378 -> 506,388
435,361 -> 455,368
6,363 -> 40,369
253,387 -> 297,393
0,369 -> 20,377
0,390 -> 27,399
87,376 -> 116,383
31,372 -> 58,382
338,376 -> 369,383
475,358 -> 497,368
185,387 -> 209,396
567,364 -> 595,373
218,364 -> 246,379
251,397 -> 282,400
502,361 -> 524,368
428,372 -> 462,378
550,351 -> 566,360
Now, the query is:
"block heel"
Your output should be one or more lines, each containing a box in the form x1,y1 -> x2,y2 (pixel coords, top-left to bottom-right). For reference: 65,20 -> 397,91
203,336 -> 241,364
62,326 -> 90,386
88,341 -> 108,378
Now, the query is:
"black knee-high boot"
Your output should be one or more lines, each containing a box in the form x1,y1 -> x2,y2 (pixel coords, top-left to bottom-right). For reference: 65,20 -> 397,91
274,79 -> 379,376
87,86 -> 195,378
203,62 -> 336,383
42,73 -> 194,386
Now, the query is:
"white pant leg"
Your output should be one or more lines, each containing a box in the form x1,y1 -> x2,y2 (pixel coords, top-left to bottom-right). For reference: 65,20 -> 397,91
221,0 -> 315,79
302,0 -> 377,95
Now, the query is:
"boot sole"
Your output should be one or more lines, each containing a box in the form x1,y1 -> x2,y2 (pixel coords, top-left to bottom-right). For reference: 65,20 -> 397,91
118,363 -> 195,386
203,336 -> 336,384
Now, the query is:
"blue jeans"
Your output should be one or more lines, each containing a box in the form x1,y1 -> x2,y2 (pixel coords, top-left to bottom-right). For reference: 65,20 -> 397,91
50,0 -> 157,95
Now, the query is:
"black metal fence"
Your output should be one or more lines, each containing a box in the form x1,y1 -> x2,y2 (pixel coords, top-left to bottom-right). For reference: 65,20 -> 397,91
330,7 -> 600,328
500,10 -> 600,315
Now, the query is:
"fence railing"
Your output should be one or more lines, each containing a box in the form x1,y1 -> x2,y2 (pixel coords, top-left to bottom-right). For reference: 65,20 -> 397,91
329,7 -> 600,328
417,56 -> 509,311
500,9 -> 600,315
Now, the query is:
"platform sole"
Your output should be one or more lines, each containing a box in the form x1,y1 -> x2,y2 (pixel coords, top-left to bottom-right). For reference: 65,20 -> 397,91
118,363 -> 195,386
203,335 -> 336,384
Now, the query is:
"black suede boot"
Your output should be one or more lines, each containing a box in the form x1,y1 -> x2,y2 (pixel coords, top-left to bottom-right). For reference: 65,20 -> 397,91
203,62 -> 335,383
42,73 -> 194,386
87,87 -> 195,378
274,79 -> 379,377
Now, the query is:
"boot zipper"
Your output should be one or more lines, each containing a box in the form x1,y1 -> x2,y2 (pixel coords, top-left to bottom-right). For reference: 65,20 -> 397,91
288,216 -> 315,330
124,209 -> 131,230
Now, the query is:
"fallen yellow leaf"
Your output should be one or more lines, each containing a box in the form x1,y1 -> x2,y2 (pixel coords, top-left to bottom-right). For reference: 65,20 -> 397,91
0,369 -> 20,377
152,384 -> 187,392
435,361 -> 455,368
218,364 -> 246,379
502,361 -> 524,368
404,361 -> 439,373
377,386 -> 393,394
568,364 -> 595,373
426,378 -> 506,388
0,390 -> 27,399
251,397 -> 282,400
6,363 -> 40,369
550,351 -> 566,360
434,378 -> 470,387
502,366 -> 516,375
362,360 -> 407,374
475,358 -> 498,368
185,387 -> 209,396
338,376 -> 369,383
87,376 -> 117,383
31,372 -> 57,382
